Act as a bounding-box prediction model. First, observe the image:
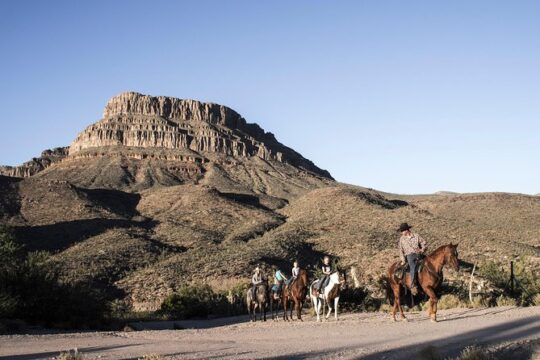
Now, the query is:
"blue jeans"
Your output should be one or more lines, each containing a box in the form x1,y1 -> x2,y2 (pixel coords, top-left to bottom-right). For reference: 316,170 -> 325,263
406,253 -> 420,288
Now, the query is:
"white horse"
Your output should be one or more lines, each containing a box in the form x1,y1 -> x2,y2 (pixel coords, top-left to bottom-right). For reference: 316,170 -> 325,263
309,272 -> 342,322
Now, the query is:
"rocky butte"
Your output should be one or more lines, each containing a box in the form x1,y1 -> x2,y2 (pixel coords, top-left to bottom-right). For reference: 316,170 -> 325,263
2,92 -> 333,195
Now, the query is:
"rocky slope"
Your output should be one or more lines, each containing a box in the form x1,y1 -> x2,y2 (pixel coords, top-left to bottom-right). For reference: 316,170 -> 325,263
0,147 -> 68,178
0,92 -> 538,312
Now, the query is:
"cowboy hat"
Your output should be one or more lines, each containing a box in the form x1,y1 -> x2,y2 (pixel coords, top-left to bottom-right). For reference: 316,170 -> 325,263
398,223 -> 412,232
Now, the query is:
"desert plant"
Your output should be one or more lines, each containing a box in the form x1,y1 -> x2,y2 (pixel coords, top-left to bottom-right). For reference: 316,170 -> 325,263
479,259 -> 540,306
0,226 -> 108,328
160,284 -> 229,319
495,295 -> 517,307
448,345 -> 490,360
56,349 -> 84,360
138,354 -> 164,360
437,294 -> 467,310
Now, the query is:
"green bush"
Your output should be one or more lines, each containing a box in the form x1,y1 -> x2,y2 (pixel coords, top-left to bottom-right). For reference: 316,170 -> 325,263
0,226 -> 108,328
479,259 -> 540,306
160,285 -> 230,319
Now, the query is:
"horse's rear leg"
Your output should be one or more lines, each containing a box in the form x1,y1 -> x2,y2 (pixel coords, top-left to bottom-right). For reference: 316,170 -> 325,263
334,297 -> 339,321
424,286 -> 438,322
391,284 -> 406,321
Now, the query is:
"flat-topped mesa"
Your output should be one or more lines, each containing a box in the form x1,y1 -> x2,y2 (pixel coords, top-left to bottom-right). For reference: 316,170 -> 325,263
69,92 -> 332,179
103,92 -> 246,129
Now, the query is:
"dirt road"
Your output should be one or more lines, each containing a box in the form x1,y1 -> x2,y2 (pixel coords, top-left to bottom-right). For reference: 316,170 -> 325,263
1,307 -> 539,359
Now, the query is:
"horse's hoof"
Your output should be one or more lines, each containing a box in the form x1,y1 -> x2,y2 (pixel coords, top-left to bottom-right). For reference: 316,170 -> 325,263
401,318 -> 408,322
431,319 -> 437,323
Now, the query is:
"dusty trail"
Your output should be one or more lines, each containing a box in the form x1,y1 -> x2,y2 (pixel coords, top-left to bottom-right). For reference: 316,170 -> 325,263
1,307 -> 539,359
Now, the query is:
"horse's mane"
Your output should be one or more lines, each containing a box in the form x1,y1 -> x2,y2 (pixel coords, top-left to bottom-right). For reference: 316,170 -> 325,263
427,244 -> 452,258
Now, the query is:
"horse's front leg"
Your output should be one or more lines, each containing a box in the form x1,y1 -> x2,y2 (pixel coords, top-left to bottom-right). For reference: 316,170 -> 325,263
424,286 -> 438,322
334,297 -> 339,321
283,295 -> 289,321
325,298 -> 332,319
314,297 -> 321,322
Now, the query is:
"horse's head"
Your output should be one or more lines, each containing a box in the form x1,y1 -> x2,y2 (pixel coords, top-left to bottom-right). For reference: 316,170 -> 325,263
444,243 -> 460,271
300,269 -> 309,284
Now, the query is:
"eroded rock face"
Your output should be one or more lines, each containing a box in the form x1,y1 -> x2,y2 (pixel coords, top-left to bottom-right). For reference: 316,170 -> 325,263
0,147 -> 68,178
69,92 -> 332,179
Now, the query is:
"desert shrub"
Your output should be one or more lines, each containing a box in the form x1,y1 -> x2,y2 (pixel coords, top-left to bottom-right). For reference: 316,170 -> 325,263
449,345 -> 490,360
56,349 -> 84,360
138,354 -> 164,360
436,294 -> 468,310
470,296 -> 488,308
479,259 -> 540,306
160,284 -> 230,319
218,282 -> 249,315
339,287 -> 384,312
0,226 -> 108,328
532,294 -> 540,306
496,295 -> 517,307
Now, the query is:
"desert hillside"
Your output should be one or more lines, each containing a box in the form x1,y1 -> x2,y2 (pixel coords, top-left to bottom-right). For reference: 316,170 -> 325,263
1,92 -> 538,311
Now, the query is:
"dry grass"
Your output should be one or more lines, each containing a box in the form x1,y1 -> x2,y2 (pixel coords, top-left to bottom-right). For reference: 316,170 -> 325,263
449,345 -> 490,360
55,349 -> 84,360
496,296 -> 517,307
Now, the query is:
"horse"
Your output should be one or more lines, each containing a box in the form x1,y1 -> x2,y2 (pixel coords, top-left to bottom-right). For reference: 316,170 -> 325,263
246,282 -> 269,322
282,269 -> 309,321
269,282 -> 284,320
387,243 -> 460,322
309,272 -> 344,322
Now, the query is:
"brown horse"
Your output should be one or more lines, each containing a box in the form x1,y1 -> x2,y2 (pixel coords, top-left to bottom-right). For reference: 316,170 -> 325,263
387,243 -> 459,322
282,269 -> 309,321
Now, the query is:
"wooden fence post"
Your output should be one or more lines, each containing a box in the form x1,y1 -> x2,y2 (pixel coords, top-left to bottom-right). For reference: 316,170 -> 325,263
469,263 -> 476,304
510,261 -> 514,294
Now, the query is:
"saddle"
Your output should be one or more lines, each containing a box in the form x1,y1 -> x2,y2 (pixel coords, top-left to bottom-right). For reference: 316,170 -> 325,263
394,257 -> 425,281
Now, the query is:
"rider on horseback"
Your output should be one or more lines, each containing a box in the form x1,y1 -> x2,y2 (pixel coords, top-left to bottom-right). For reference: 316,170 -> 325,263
251,265 -> 264,299
272,265 -> 288,294
287,260 -> 300,285
398,222 -> 427,295
292,260 -> 300,279
315,255 -> 332,294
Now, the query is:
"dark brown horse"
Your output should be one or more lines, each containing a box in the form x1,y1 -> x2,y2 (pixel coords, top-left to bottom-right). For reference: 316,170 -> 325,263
282,269 -> 309,321
387,243 -> 459,322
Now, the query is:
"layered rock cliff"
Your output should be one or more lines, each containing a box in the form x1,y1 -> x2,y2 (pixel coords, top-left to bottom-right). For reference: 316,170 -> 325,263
0,147 -> 68,177
69,92 -> 332,179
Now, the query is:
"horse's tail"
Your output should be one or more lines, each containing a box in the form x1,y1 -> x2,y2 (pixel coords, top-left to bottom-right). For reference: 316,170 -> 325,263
380,275 -> 394,306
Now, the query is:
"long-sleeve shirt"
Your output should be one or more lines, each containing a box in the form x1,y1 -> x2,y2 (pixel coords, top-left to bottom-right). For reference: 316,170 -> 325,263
292,266 -> 300,278
399,232 -> 427,262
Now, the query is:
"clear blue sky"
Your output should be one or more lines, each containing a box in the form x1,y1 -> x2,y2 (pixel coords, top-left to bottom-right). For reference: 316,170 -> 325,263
1,0 -> 539,194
